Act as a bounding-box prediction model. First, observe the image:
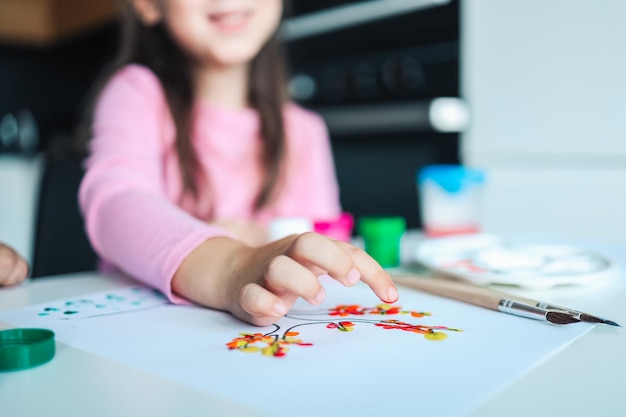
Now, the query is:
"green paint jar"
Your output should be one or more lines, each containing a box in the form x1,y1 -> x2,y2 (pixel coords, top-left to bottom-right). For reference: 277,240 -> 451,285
357,216 -> 407,268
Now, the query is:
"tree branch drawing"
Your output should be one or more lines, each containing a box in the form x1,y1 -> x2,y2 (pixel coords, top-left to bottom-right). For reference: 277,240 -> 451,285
226,303 -> 462,357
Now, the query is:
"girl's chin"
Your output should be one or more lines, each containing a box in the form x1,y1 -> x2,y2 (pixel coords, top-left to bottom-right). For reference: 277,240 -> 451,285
205,50 -> 261,68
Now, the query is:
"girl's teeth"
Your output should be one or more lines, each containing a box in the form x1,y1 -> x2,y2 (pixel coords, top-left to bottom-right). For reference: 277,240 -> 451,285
214,13 -> 245,25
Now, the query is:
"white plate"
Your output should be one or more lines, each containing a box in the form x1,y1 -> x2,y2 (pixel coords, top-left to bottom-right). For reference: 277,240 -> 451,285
415,234 -> 619,289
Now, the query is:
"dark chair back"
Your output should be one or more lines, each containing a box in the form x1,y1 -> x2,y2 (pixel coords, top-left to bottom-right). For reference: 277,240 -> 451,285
32,156 -> 97,277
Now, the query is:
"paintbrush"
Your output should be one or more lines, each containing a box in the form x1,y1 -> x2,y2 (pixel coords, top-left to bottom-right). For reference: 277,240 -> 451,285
392,275 -> 580,325
505,296 -> 621,327
428,277 -> 621,326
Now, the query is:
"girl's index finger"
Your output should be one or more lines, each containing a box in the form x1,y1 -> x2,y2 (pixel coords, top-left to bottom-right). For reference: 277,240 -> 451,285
285,232 -> 357,287
285,233 -> 398,303
338,241 -> 399,304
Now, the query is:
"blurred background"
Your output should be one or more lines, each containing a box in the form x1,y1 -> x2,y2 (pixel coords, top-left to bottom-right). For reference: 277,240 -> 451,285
0,0 -> 624,278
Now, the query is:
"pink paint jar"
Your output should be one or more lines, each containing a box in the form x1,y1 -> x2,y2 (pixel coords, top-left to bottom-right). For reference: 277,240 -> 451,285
314,212 -> 354,242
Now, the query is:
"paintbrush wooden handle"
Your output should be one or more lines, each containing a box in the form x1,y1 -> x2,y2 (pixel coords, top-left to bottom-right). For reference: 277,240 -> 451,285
392,275 -> 584,325
392,275 -> 503,311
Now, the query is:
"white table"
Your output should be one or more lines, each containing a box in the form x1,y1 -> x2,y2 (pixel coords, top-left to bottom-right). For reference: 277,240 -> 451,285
1,233 -> 625,417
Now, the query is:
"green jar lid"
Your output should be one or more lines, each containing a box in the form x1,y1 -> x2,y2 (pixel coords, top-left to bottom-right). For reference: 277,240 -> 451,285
357,216 -> 407,268
0,328 -> 55,371
357,216 -> 407,236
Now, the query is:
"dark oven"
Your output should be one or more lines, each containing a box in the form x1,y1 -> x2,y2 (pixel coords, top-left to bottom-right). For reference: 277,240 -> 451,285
284,0 -> 464,229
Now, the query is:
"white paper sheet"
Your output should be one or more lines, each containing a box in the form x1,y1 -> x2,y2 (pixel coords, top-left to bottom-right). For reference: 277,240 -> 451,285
0,277 -> 594,417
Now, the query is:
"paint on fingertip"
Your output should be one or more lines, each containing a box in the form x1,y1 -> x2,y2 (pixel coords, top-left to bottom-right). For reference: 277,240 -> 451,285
346,267 -> 360,285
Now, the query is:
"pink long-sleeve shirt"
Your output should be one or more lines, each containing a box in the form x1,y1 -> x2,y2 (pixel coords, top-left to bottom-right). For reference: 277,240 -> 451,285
79,64 -> 341,302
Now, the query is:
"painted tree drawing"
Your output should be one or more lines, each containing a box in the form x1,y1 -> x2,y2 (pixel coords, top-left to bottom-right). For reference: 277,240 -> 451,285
226,303 -> 462,357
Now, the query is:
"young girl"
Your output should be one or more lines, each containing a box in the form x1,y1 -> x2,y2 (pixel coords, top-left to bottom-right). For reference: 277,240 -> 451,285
79,0 -> 398,326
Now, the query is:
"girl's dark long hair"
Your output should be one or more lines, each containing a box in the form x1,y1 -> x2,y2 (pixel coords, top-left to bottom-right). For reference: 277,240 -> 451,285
82,3 -> 288,210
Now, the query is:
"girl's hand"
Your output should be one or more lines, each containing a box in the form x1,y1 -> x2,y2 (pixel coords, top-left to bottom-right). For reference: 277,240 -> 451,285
0,243 -> 29,287
172,232 -> 398,326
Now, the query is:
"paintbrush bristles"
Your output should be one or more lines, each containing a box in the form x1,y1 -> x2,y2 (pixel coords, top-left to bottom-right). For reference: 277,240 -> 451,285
579,313 -> 621,327
546,311 -> 580,325
534,302 -> 622,327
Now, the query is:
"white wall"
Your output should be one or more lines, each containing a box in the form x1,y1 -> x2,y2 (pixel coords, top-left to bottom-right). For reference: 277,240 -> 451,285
0,154 -> 44,265
461,0 -> 626,243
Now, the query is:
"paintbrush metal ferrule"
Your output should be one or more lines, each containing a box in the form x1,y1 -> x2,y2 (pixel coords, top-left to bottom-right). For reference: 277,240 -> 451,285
498,299 -> 551,321
498,300 -> 579,325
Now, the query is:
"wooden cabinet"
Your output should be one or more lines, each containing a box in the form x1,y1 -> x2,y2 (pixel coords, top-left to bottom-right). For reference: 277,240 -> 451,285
0,0 -> 120,45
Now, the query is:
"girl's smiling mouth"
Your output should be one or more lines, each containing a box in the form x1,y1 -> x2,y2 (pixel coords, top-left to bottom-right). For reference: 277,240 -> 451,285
209,10 -> 253,33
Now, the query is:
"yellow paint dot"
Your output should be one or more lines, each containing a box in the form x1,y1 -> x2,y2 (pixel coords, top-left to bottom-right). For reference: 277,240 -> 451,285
240,346 -> 260,353
424,332 -> 448,341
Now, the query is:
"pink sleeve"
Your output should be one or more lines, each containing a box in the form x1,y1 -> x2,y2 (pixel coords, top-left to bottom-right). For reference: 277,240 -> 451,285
287,106 -> 342,220
78,66 -> 231,303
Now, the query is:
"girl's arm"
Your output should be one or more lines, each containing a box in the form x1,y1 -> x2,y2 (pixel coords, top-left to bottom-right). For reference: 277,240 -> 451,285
79,65 -> 233,302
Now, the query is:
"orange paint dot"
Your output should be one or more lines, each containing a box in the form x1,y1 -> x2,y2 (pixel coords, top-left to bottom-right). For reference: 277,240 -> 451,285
285,331 -> 300,336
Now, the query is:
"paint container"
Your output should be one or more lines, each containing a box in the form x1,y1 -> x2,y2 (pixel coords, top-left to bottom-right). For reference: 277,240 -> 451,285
418,164 -> 485,238
314,212 -> 354,242
357,216 -> 406,268
0,328 -> 55,371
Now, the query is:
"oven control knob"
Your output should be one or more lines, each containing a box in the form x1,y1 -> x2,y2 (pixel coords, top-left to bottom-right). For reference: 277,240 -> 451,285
351,63 -> 378,99
382,55 -> 424,94
289,73 -> 317,102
